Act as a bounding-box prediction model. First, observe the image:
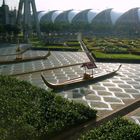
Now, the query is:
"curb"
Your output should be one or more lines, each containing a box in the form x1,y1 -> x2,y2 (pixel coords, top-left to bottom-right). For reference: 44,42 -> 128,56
51,98 -> 140,140
10,63 -> 84,76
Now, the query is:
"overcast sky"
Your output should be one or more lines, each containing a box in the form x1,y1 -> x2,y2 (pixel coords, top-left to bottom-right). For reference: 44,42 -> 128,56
0,0 -> 140,11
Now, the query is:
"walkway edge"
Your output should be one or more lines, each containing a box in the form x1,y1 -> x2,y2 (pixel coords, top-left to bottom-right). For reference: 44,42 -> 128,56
51,98 -> 140,140
10,62 -> 84,76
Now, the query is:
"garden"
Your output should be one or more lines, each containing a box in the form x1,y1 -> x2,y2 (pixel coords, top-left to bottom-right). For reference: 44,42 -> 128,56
30,35 -> 140,61
84,37 -> 140,61
30,36 -> 81,51
0,75 -> 96,139
1,75 -> 140,140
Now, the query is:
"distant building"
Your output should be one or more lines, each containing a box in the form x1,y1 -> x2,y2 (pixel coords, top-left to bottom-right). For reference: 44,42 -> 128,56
0,0 -> 16,25
39,8 -> 140,36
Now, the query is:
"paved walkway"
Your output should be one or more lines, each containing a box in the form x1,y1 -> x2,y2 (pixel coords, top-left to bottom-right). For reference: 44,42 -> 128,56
125,108 -> 140,125
0,43 -> 140,125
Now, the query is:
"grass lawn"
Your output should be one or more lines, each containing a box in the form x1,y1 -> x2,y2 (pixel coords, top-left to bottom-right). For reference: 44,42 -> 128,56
94,51 -> 140,60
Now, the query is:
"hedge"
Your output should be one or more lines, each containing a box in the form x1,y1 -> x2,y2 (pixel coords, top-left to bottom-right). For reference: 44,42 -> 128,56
84,37 -> 140,59
0,75 -> 97,140
79,117 -> 140,140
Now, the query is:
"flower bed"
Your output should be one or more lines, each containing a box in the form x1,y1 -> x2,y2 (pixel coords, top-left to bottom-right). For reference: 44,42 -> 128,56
0,75 -> 97,139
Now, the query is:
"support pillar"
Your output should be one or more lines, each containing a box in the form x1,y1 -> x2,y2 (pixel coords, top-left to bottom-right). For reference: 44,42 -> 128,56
16,0 -> 41,42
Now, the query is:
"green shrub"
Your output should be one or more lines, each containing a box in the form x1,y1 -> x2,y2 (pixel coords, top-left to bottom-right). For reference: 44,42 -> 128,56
94,51 -> 140,59
85,37 -> 140,59
0,75 -> 97,139
79,117 -> 140,140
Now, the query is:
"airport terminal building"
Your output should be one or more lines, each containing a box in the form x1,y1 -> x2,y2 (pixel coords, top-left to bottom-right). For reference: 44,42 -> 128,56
1,0 -> 140,37
39,8 -> 140,36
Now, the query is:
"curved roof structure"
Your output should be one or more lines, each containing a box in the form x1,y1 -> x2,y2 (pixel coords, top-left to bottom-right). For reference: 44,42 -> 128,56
55,10 -> 72,23
72,9 -> 91,24
52,10 -> 63,23
87,9 -> 98,23
38,7 -> 140,35
91,8 -> 112,25
138,8 -> 140,21
116,8 -> 140,25
39,8 -> 140,25
110,9 -> 123,25
115,7 -> 140,34
38,11 -> 48,22
68,10 -> 80,23
40,10 -> 56,23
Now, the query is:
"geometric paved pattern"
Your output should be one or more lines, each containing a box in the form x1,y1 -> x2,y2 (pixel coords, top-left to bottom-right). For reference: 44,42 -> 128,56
0,44 -> 140,124
0,51 -> 88,75
57,64 -> 140,112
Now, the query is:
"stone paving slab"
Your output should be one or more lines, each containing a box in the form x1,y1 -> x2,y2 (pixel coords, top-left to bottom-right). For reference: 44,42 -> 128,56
0,51 -> 88,75
125,108 -> 140,125
14,61 -> 140,123
0,44 -> 140,125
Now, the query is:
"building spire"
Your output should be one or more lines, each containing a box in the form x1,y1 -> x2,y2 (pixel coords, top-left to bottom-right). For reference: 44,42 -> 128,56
3,0 -> 5,5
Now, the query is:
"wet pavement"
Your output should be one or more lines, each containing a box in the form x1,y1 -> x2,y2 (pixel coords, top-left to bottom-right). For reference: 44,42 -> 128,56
0,43 -> 140,125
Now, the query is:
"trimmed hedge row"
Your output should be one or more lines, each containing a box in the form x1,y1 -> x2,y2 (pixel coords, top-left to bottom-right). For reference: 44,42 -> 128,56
84,37 -> 140,56
79,117 -> 140,140
0,75 -> 97,140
